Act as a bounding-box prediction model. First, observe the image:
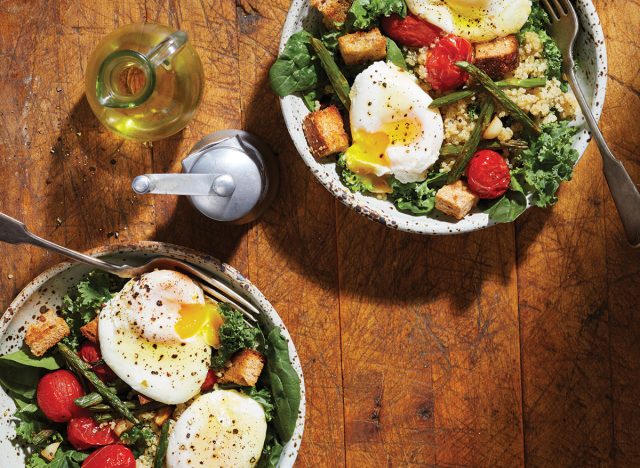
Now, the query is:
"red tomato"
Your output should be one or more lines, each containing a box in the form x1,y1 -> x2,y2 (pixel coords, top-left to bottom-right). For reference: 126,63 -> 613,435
426,34 -> 473,91
79,341 -> 117,382
466,150 -> 511,199
200,369 -> 218,392
67,417 -> 118,450
380,14 -> 442,48
37,370 -> 88,423
82,445 -> 136,468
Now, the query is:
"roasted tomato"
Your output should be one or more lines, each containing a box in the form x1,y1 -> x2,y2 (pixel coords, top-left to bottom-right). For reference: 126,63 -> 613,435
200,369 -> 218,392
466,150 -> 511,199
67,417 -> 118,450
37,370 -> 88,423
79,341 -> 117,382
380,14 -> 442,48
82,444 -> 136,468
426,34 -> 474,91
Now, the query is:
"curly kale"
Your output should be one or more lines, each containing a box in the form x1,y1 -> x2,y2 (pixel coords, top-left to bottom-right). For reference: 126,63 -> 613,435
512,121 -> 579,208
389,171 -> 448,215
347,0 -> 407,30
211,304 -> 260,370
61,271 -> 125,349
518,1 -> 563,81
336,153 -> 375,193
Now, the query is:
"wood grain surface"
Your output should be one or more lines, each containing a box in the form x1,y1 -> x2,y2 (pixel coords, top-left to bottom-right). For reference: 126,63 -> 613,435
0,0 -> 638,466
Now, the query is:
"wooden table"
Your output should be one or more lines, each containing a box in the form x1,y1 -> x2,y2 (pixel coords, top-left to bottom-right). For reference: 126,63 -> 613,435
0,1 -> 638,466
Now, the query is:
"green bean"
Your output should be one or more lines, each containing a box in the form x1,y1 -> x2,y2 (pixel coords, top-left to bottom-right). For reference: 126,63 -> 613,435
74,392 -> 104,408
57,343 -> 139,424
429,78 -> 547,108
447,98 -> 495,183
455,61 -> 541,135
154,421 -> 171,468
31,429 -> 55,446
310,37 -> 351,110
440,139 -> 529,157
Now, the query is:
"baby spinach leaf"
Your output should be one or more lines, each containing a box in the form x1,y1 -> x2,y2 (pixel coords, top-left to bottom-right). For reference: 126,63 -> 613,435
486,177 -> 528,223
347,0 -> 407,31
0,347 -> 62,370
386,38 -> 407,69
269,31 -> 321,98
256,426 -> 284,468
265,328 -> 301,442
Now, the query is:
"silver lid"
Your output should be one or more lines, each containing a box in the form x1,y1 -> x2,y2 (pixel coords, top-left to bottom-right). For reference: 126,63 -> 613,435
182,130 -> 278,224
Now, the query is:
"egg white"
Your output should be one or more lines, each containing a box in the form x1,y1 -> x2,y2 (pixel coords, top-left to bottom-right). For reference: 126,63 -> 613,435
166,390 -> 267,468
99,270 -> 211,405
407,0 -> 532,42
347,61 -> 444,184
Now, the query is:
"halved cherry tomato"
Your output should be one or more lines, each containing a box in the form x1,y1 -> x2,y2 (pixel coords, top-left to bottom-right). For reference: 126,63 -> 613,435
82,444 -> 136,468
79,341 -> 117,382
37,370 -> 89,423
67,417 -> 118,450
380,14 -> 442,48
466,150 -> 511,199
426,34 -> 473,91
200,369 -> 218,392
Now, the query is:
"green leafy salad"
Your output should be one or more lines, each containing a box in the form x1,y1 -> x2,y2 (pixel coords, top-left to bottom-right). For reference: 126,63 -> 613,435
0,270 -> 301,468
270,0 -> 582,223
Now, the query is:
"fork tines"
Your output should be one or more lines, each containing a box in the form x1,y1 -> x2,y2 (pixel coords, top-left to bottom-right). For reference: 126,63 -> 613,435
542,0 -> 569,20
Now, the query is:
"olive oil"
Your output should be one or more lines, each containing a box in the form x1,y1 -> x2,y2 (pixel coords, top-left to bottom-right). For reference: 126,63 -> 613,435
85,23 -> 204,141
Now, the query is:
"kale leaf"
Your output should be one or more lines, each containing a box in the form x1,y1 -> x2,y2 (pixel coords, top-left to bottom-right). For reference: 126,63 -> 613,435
27,448 -> 88,468
389,171 -> 448,215
60,270 -> 124,350
119,424 -> 156,458
336,153 -> 375,193
347,0 -> 407,30
211,303 -> 260,370
512,121 -> 579,208
269,31 -> 321,101
518,1 -> 563,80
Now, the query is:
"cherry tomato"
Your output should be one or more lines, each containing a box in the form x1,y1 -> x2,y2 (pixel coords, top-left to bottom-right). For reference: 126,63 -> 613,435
200,369 -> 218,392
426,34 -> 473,91
380,14 -> 442,48
466,150 -> 511,199
82,444 -> 136,468
79,341 -> 117,382
67,417 -> 118,450
37,370 -> 88,423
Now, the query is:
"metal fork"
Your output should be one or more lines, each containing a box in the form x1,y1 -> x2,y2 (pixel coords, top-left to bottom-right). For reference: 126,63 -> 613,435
0,212 -> 259,322
542,0 -> 640,247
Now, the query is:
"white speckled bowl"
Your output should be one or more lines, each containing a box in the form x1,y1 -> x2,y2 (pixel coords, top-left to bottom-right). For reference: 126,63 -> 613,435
0,242 -> 305,467
279,0 -> 608,234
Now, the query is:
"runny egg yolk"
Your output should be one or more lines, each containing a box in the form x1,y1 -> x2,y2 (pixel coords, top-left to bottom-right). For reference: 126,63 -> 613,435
175,302 -> 224,348
345,118 -> 423,192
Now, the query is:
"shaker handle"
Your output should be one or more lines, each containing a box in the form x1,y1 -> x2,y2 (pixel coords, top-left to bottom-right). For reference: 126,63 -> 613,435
146,31 -> 188,68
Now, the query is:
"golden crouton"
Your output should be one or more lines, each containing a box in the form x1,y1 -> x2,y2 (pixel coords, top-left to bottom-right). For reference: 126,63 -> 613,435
338,28 -> 387,65
24,310 -> 70,357
154,406 -> 173,426
219,349 -> 265,387
474,35 -> 520,79
311,0 -> 351,28
303,106 -> 350,158
80,317 -> 99,343
435,180 -> 480,220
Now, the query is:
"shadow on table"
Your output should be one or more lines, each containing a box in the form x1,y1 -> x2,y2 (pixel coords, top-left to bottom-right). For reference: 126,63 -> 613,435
241,67 -> 551,313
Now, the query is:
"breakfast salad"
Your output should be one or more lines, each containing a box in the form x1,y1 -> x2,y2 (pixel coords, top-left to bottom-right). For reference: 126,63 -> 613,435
0,270 -> 300,467
270,0 -> 582,222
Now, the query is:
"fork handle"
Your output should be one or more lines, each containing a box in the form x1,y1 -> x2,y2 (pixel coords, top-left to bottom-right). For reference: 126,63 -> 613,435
0,212 -> 130,274
567,70 -> 640,247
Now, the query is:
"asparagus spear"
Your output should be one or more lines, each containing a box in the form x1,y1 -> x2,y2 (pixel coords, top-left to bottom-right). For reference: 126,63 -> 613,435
74,392 -> 103,408
310,37 -> 351,110
154,421 -> 171,468
429,78 -> 547,108
447,98 -> 495,183
440,139 -> 529,157
57,343 -> 139,424
455,61 -> 541,135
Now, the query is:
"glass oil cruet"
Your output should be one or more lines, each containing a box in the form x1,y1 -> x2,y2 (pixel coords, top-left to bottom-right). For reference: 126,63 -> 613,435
85,23 -> 204,141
